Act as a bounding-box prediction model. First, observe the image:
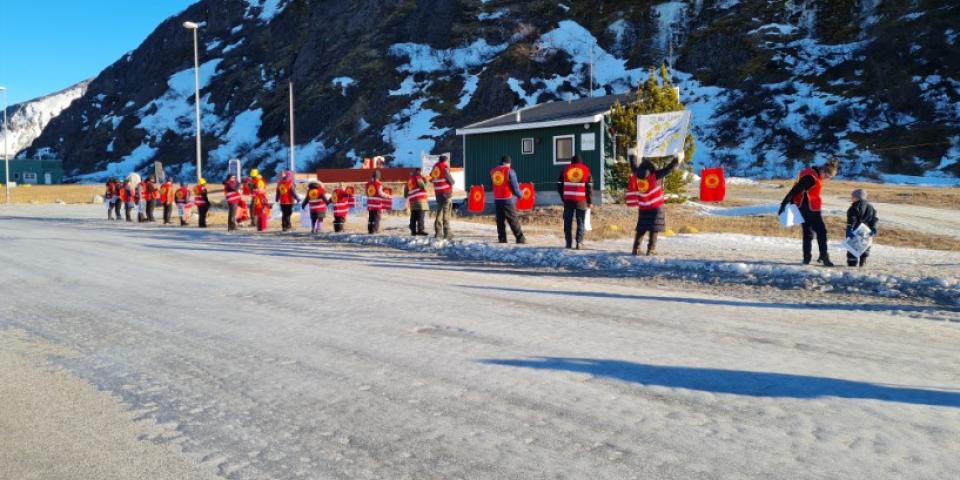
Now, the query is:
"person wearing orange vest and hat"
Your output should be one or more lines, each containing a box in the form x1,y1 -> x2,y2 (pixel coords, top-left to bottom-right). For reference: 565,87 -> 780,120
404,169 -> 430,236
779,160 -> 839,266
365,170 -> 389,234
331,183 -> 351,232
630,151 -> 681,256
490,155 -> 527,244
557,154 -> 593,249
244,169 -> 262,227
301,181 -> 330,233
429,155 -> 455,239
223,174 -> 242,231
159,177 -> 174,224
194,178 -> 210,228
174,181 -> 191,226
276,170 -> 300,232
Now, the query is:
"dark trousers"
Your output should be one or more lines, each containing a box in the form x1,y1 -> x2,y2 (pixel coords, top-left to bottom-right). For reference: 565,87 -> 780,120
198,204 -> 209,228
495,201 -> 524,243
409,209 -> 426,235
801,210 -> 829,260
334,216 -> 346,232
146,202 -> 155,222
125,204 -> 133,222
847,248 -> 871,267
310,212 -> 325,232
562,202 -> 587,247
227,203 -> 238,231
107,200 -> 115,220
163,204 -> 172,224
368,210 -> 382,234
113,200 -> 122,220
281,204 -> 293,231
434,197 -> 453,238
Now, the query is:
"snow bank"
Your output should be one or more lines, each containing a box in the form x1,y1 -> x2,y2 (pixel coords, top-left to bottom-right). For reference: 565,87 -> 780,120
325,235 -> 960,306
878,174 -> 960,187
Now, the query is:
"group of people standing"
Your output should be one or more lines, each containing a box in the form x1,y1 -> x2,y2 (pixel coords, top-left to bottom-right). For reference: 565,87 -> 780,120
103,175 -> 185,225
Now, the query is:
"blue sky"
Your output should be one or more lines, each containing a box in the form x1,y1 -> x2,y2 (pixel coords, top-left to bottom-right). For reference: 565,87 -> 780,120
0,0 -> 197,104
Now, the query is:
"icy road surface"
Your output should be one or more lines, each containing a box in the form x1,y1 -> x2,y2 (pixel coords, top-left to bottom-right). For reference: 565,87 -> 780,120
1,205 -> 959,480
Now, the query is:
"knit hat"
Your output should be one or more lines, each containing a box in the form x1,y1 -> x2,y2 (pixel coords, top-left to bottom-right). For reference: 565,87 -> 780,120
852,188 -> 867,200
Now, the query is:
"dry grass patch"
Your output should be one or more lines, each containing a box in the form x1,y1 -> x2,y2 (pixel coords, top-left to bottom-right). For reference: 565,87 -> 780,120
1,185 -> 101,204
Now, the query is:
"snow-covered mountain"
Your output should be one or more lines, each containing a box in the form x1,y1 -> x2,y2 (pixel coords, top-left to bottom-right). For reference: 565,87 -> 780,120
4,80 -> 89,159
22,0 -> 960,181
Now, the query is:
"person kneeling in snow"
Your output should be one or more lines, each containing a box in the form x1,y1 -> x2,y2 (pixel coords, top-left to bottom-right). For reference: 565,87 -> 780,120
846,188 -> 878,268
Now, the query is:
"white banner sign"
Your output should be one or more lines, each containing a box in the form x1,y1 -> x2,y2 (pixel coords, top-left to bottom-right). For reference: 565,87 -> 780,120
421,152 -> 451,177
636,111 -> 691,158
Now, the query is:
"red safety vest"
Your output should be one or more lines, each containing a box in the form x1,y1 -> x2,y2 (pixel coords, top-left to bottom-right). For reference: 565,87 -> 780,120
490,165 -> 513,200
194,185 -> 207,206
332,189 -> 350,217
307,186 -> 327,213
159,182 -> 172,203
366,180 -> 383,211
120,186 -> 130,203
105,183 -> 116,199
174,187 -> 189,204
636,172 -> 664,211
625,175 -> 640,207
224,181 -> 241,204
277,180 -> 295,205
406,176 -> 427,202
430,162 -> 451,196
561,163 -> 590,202
791,167 -> 823,212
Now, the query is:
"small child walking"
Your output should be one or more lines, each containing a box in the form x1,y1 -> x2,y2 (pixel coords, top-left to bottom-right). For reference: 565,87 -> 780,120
846,188 -> 878,267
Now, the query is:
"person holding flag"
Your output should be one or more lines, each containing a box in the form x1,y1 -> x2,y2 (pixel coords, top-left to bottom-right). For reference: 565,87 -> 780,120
429,155 -> 455,240
557,154 -> 593,249
489,155 -> 526,244
244,169 -> 262,227
630,151 -> 681,256
404,169 -> 429,236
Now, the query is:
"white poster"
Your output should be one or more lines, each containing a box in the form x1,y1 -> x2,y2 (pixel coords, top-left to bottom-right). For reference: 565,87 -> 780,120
421,152 -> 452,177
636,111 -> 691,158
228,159 -> 242,179
581,133 -> 596,151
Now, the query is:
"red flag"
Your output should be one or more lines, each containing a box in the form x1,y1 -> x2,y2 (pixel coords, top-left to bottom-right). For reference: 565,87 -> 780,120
699,167 -> 726,202
467,185 -> 485,213
516,182 -> 535,211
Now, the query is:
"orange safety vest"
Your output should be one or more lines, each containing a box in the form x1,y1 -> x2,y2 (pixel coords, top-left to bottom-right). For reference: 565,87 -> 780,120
174,187 -> 189,204
625,175 -> 640,207
406,176 -> 427,202
791,167 -> 823,212
120,186 -> 131,203
429,162 -> 451,196
332,189 -> 350,217
636,172 -> 664,211
561,163 -> 590,202
159,182 -> 172,203
194,185 -> 207,206
490,165 -> 513,200
307,186 -> 327,213
277,180 -> 295,205
366,180 -> 383,211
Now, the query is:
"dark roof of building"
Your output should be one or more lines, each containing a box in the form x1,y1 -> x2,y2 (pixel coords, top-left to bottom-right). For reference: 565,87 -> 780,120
459,93 -> 633,132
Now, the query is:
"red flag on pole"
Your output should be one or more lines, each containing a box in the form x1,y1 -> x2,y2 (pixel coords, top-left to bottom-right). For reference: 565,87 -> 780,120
699,167 -> 726,202
467,185 -> 485,213
516,182 -> 535,211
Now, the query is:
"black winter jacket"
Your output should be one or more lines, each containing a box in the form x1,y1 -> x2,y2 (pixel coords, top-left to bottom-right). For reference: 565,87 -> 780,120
846,200 -> 878,237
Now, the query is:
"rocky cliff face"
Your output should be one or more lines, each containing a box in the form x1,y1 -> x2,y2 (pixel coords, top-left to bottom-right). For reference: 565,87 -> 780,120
4,80 -> 89,159
23,0 -> 960,180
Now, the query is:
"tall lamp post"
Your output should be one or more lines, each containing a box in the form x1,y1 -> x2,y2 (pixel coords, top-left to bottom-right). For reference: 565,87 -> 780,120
1,86 -> 8,203
183,21 -> 203,183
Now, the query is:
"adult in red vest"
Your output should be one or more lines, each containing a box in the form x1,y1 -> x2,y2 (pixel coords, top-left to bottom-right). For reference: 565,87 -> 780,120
404,169 -> 429,236
224,174 -> 242,231
110,178 -> 122,220
194,178 -> 210,228
301,181 -> 330,233
104,178 -> 118,221
159,178 -> 174,224
429,155 -> 455,239
249,171 -> 269,231
490,155 -> 526,244
143,176 -> 158,222
331,183 -> 351,232
365,170 -> 389,234
120,180 -> 134,222
630,151 -> 681,256
275,170 -> 300,232
779,160 -> 839,266
174,182 -> 191,226
557,154 -> 593,249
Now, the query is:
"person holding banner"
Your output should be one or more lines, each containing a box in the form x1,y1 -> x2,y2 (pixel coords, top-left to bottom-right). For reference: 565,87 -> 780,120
194,178 -> 210,228
159,177 -> 174,224
778,160 -> 839,266
557,154 -> 593,249
174,181 -> 191,226
430,155 -> 455,240
276,171 -> 300,232
630,152 -> 680,256
490,155 -> 526,244
224,174 -> 242,231
404,169 -> 429,236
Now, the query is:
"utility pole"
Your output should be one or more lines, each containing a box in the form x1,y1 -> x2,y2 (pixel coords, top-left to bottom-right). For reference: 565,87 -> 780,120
288,81 -> 296,174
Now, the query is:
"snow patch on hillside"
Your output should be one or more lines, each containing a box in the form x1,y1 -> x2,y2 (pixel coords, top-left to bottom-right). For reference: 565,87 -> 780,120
3,80 -> 89,158
389,39 -> 507,73
382,99 -> 442,163
208,108 -> 263,166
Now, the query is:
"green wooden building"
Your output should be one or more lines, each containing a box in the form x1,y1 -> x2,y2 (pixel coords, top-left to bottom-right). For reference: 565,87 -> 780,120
456,94 -> 627,205
0,158 -> 65,185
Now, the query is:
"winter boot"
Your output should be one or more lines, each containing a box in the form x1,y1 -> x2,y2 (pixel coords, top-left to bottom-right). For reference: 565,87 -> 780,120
858,256 -> 867,268
817,255 -> 835,267
645,232 -> 658,256
631,233 -> 641,256
802,256 -> 812,265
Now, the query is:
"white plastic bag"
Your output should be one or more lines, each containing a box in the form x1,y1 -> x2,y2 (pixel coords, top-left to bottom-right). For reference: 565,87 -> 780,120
584,209 -> 593,232
779,204 -> 804,228
270,203 -> 282,220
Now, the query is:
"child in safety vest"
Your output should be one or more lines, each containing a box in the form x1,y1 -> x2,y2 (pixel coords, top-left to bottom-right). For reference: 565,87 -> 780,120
301,181 -> 330,233
331,183 -> 351,233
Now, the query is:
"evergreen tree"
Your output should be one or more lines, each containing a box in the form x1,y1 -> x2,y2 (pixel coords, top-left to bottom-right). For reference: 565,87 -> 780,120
607,65 -> 696,201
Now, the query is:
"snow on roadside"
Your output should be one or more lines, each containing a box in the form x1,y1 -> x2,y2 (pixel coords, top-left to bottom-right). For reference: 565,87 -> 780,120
329,234 -> 960,306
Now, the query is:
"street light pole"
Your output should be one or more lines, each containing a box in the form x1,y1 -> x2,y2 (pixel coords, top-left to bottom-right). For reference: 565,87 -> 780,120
288,81 -> 295,174
1,86 -> 8,203
184,21 -> 202,183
